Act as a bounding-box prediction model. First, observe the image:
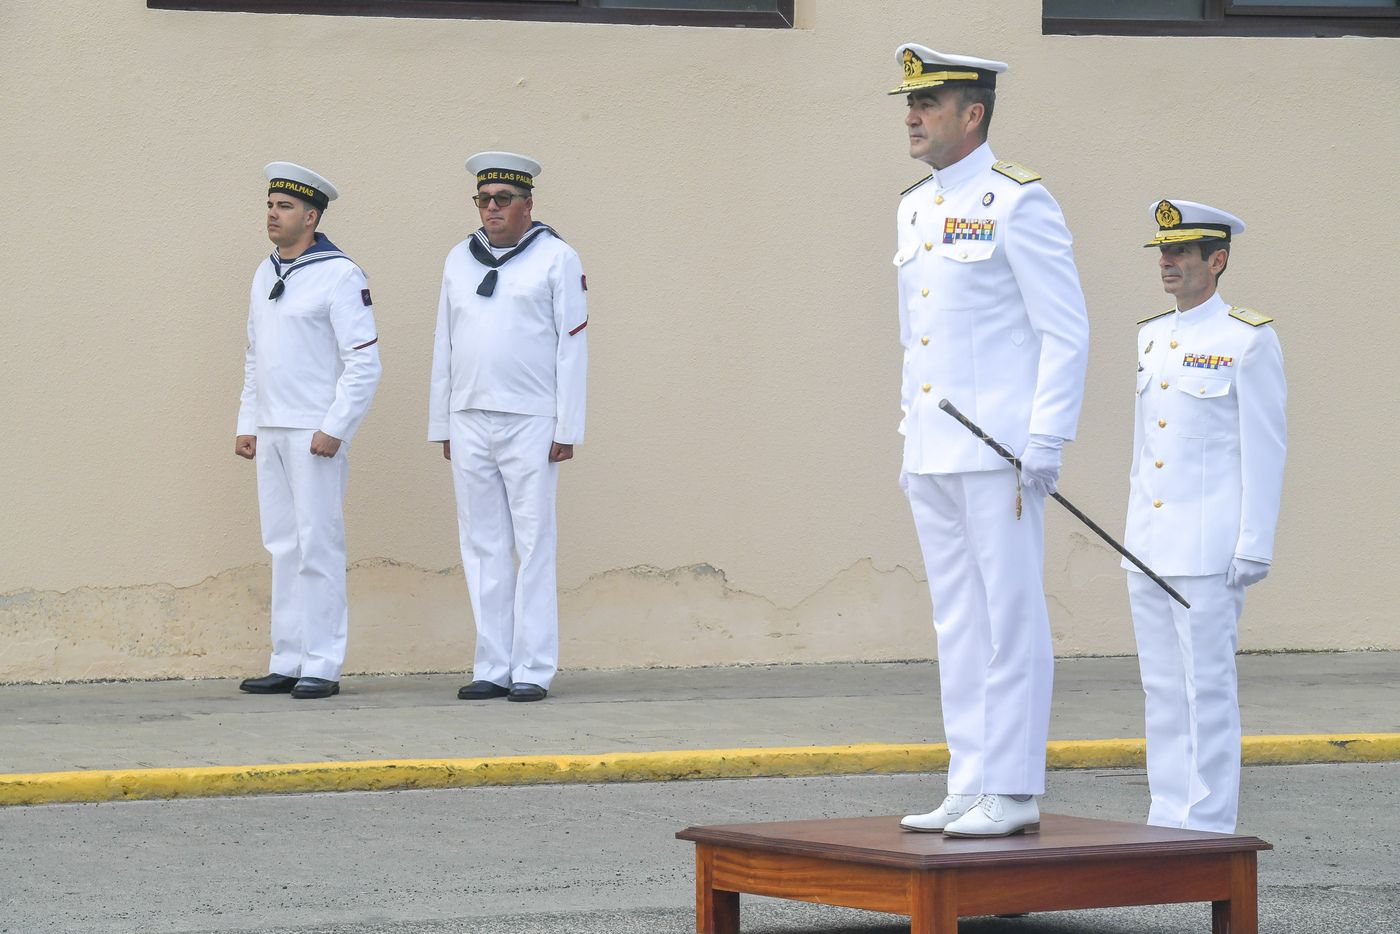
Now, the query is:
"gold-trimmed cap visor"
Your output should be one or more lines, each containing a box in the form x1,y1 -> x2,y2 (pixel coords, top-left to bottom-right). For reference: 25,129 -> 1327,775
1143,199 -> 1245,248
888,44 -> 1007,95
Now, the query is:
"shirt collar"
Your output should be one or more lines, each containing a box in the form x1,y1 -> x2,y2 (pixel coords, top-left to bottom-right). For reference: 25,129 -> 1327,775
1174,291 -> 1229,329
929,141 -> 996,193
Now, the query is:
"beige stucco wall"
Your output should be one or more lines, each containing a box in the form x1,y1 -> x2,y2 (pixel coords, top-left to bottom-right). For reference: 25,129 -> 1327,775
2,0 -> 1396,681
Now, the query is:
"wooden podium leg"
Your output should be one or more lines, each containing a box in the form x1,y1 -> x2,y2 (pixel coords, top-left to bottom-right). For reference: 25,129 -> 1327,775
910,870 -> 958,933
696,844 -> 740,934
1211,852 -> 1258,934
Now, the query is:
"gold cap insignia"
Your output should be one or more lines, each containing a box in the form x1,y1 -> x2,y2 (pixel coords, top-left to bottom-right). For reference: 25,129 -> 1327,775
1155,200 -> 1182,229
903,49 -> 921,79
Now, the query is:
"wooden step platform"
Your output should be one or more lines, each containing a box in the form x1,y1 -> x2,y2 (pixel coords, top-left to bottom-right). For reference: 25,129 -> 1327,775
676,813 -> 1270,933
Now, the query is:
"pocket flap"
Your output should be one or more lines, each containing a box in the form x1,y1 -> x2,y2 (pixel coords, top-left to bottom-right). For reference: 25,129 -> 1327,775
942,239 -> 996,263
1175,375 -> 1232,399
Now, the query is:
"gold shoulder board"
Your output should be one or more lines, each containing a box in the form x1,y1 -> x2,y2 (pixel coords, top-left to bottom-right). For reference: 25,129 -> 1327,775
1228,306 -> 1274,327
900,175 -> 934,196
991,160 -> 1042,185
1137,307 -> 1175,326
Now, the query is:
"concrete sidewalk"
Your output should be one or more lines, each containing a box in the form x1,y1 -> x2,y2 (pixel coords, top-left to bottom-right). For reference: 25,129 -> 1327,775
1,652 -> 1397,804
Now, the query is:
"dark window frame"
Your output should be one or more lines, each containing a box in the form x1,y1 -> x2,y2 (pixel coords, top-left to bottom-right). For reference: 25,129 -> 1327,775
147,0 -> 796,28
1044,0 -> 1400,36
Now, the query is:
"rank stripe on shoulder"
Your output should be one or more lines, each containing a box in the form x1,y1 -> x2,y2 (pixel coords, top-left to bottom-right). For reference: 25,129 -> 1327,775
1137,307 -> 1175,325
1229,306 -> 1274,327
901,175 -> 933,196
991,160 -> 1042,185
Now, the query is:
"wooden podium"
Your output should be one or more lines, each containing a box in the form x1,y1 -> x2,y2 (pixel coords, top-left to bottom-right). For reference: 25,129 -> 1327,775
677,813 -> 1270,933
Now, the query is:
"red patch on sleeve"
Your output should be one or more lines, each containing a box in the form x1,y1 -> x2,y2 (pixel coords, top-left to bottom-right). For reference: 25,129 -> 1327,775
569,318 -> 588,336
361,288 -> 373,306
580,274 -> 587,292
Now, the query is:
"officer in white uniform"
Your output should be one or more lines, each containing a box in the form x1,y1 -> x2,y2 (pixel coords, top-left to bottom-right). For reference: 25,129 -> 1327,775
236,162 -> 382,700
889,46 -> 1091,838
429,152 -> 588,703
1127,199 -> 1286,833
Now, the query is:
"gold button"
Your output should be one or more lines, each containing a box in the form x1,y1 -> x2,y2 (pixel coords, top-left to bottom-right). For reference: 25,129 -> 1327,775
921,383 -> 931,393
1199,387 -> 1206,394
1160,381 -> 1169,390
1170,340 -> 1179,349
1153,500 -> 1163,509
1154,459 -> 1164,469
921,288 -> 929,297
935,195 -> 945,205
1158,419 -> 1167,428
924,241 -> 933,251
921,336 -> 929,346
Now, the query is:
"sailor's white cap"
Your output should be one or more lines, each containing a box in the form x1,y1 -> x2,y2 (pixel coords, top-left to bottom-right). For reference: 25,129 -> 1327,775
465,151 -> 541,189
265,162 -> 338,210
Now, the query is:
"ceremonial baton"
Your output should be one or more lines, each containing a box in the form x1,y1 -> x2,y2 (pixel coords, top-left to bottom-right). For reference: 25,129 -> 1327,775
937,398 -> 1190,609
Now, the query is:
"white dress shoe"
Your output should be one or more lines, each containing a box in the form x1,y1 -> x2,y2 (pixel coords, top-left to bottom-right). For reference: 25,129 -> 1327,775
942,794 -> 1040,838
900,794 -> 978,833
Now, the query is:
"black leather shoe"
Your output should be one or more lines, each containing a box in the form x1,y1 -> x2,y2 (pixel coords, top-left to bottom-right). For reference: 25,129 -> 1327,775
239,673 -> 298,694
457,680 -> 510,700
290,677 -> 340,699
507,682 -> 548,702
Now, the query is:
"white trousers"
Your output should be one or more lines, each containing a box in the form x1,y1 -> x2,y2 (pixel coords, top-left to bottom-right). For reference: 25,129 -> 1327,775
449,410 -> 560,689
255,427 -> 350,682
1129,571 -> 1245,833
907,470 -> 1054,796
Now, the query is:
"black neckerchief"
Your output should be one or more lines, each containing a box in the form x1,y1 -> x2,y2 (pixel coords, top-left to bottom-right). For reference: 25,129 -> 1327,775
467,222 -> 559,297
267,233 -> 351,301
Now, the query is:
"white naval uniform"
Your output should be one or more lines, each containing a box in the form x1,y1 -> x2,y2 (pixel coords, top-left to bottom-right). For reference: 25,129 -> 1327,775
1125,291 -> 1286,832
896,142 -> 1090,796
237,234 -> 382,681
428,225 -> 588,690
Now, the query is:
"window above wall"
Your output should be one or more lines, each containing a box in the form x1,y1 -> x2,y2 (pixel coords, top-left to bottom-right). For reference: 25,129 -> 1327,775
1044,0 -> 1400,36
147,0 -> 794,28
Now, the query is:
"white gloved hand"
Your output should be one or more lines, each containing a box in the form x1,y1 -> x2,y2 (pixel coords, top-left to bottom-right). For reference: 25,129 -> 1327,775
1018,434 -> 1064,499
1227,557 -> 1270,588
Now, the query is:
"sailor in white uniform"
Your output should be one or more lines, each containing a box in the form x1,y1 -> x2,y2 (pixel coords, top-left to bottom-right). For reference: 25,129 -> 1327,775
236,162 -> 382,700
888,45 -> 1091,838
1127,199 -> 1286,833
429,152 -> 588,703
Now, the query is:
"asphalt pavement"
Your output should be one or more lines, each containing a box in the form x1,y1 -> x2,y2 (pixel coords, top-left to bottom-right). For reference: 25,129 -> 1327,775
1,764 -> 1395,933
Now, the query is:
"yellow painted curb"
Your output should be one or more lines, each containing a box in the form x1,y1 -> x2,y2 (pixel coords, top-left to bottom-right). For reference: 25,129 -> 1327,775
0,733 -> 1394,807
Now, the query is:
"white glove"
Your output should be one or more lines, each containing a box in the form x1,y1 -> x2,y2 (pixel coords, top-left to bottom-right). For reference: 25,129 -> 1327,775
1227,557 -> 1270,588
1018,434 -> 1064,499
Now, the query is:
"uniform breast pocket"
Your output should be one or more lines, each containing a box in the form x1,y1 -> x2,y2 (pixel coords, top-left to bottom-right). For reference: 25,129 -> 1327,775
940,239 -> 996,265
1174,375 -> 1234,439
1136,370 -> 1151,396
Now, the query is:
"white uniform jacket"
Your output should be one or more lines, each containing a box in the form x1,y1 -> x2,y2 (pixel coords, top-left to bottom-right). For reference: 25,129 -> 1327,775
1124,293 -> 1287,576
236,235 -> 382,442
896,143 -> 1090,475
427,226 -> 588,445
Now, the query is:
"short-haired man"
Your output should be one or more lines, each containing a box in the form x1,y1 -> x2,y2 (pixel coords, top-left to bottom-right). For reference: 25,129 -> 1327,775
889,46 -> 1091,838
236,162 -> 382,699
1126,200 -> 1286,832
429,152 -> 588,703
